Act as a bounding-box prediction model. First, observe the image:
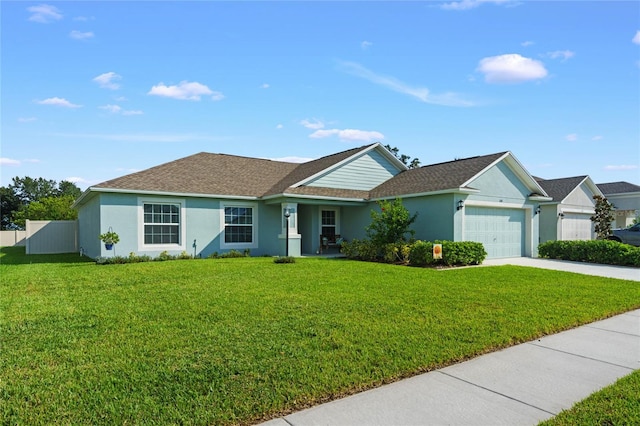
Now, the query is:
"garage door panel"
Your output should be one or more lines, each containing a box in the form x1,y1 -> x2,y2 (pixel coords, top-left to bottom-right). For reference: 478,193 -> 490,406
562,213 -> 593,241
465,207 -> 525,259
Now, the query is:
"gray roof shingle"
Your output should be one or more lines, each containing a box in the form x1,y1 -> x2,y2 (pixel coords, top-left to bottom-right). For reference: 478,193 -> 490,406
370,152 -> 507,199
597,181 -> 640,195
535,176 -> 589,202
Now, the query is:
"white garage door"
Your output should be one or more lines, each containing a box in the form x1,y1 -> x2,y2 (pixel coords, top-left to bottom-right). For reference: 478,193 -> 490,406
562,213 -> 593,241
464,207 -> 525,259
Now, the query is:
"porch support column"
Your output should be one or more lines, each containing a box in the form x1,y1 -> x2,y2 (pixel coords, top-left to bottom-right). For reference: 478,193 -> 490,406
279,202 -> 301,257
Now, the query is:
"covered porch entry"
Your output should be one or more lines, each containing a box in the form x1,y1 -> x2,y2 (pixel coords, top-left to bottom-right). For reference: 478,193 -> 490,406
273,200 -> 370,256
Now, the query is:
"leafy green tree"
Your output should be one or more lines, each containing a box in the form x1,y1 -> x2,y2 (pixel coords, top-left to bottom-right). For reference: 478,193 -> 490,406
366,198 -> 418,246
383,145 -> 421,169
9,176 -> 58,204
13,195 -> 78,228
0,177 -> 82,229
590,195 -> 615,239
0,186 -> 21,230
57,180 -> 82,198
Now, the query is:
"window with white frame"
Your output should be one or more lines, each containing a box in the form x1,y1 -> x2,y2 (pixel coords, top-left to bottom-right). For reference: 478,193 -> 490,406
321,209 -> 336,238
224,206 -> 254,243
143,203 -> 180,244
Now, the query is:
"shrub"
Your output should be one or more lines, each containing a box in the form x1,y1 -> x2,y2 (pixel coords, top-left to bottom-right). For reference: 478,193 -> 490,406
383,242 -> 411,264
366,198 -> 417,247
177,251 -> 193,260
273,256 -> 295,264
156,251 -> 176,261
408,240 -> 433,267
340,238 -> 378,261
538,240 -> 640,267
437,240 -> 487,266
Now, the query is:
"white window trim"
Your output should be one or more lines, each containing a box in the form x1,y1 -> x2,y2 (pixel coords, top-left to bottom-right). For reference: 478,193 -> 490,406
318,206 -> 340,236
220,201 -> 259,250
138,197 -> 186,251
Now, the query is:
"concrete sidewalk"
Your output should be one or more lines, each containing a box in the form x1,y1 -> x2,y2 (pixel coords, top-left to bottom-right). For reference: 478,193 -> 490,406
261,260 -> 639,426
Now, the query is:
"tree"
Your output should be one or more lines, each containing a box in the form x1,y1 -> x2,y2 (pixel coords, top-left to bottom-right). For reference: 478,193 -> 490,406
366,198 -> 418,246
12,195 -> 78,228
0,177 -> 82,229
0,186 -> 21,230
590,195 -> 615,239
384,144 -> 421,169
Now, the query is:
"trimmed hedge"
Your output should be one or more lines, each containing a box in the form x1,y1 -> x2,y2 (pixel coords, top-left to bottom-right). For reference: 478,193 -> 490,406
341,239 -> 487,267
408,240 -> 487,267
538,240 -> 640,267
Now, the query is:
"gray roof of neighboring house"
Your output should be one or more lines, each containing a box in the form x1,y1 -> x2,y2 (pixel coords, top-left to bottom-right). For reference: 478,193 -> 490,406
535,176 -> 589,202
597,181 -> 640,195
370,152 -> 507,199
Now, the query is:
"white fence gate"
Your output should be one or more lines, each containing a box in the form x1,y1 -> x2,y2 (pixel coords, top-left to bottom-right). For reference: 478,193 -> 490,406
25,220 -> 78,254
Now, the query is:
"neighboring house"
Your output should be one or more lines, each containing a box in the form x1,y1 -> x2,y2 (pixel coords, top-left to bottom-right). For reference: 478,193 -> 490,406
597,181 -> 640,229
74,143 -> 550,259
535,176 -> 603,243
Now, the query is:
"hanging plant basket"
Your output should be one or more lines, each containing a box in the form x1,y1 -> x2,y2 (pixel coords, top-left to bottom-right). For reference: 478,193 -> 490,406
104,243 -> 114,250
99,228 -> 120,251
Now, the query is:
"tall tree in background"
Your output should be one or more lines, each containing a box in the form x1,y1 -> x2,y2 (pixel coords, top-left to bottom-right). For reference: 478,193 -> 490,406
384,145 -> 421,169
590,195 -> 615,239
0,177 -> 81,230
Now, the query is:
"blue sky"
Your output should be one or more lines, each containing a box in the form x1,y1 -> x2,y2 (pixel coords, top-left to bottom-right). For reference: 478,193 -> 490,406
2,1 -> 639,190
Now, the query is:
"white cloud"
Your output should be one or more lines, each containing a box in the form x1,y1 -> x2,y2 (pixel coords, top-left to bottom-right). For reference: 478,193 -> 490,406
309,128 -> 384,143
633,31 -> 640,45
300,118 -> 325,130
521,41 -> 535,47
18,117 -> 37,123
604,165 -> 638,171
65,176 -> 88,184
361,41 -> 373,50
477,54 -> 548,84
69,30 -> 94,40
23,158 -> 41,163
0,158 -> 21,166
565,133 -> 578,142
440,0 -> 513,11
338,61 -> 474,106
27,4 -> 62,23
99,104 -> 122,113
36,97 -> 82,108
592,135 -> 603,141
93,72 -> 122,90
99,104 -> 143,116
547,50 -> 575,61
261,83 -> 270,89
148,81 -> 223,101
122,110 -> 143,116
276,124 -> 284,129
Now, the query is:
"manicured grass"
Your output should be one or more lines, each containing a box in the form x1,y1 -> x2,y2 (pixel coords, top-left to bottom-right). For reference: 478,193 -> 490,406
1,246 -> 639,425
541,370 -> 640,426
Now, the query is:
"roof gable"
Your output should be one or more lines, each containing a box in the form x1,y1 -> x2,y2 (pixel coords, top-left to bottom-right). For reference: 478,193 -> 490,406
537,176 -> 602,203
370,151 -> 547,200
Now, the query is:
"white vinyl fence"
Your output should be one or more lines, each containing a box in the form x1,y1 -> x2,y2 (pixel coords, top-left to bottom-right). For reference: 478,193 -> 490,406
25,220 -> 78,254
0,230 -> 26,247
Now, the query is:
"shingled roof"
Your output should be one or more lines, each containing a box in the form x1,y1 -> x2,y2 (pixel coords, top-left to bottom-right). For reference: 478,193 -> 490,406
93,152 -> 298,198
535,176 -> 589,202
370,152 -> 508,199
597,181 -> 640,195
90,144 -> 378,199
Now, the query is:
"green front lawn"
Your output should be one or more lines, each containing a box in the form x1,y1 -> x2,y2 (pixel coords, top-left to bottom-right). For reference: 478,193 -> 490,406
1,247 -> 639,425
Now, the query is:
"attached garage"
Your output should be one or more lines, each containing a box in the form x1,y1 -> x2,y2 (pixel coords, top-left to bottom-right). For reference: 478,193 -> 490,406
561,213 -> 593,240
464,206 -> 525,258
